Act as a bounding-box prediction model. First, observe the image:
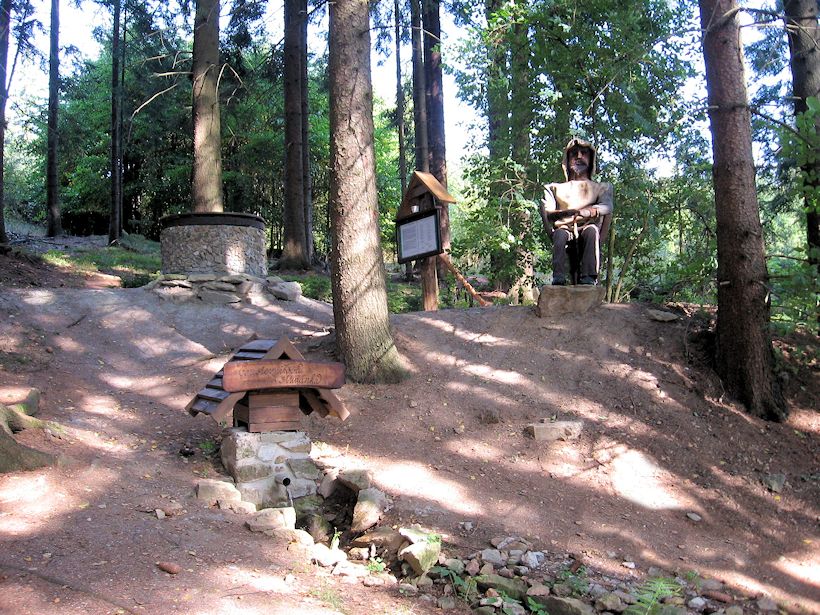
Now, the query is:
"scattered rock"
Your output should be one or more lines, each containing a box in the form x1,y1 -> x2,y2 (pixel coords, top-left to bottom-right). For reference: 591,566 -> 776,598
647,309 -> 679,322
686,512 -> 702,522
762,474 -> 786,493
521,550 -> 545,569
351,488 -> 389,533
465,559 -> 481,576
398,582 -> 418,596
688,596 -> 707,610
525,420 -> 583,441
268,528 -> 315,546
267,280 -> 302,301
438,595 -> 457,610
481,548 -> 506,567
596,592 -> 626,612
195,479 -> 241,504
725,606 -> 744,615
702,589 -> 733,603
528,596 -> 596,615
156,561 -> 181,575
756,596 -> 778,612
363,576 -> 385,587
474,574 -> 529,602
245,507 -> 296,532
527,583 -> 550,597
399,538 -> 441,575
350,526 -> 405,556
311,543 -> 347,567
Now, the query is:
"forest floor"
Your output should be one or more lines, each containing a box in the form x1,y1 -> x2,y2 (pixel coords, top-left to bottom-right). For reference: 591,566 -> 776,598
0,235 -> 817,615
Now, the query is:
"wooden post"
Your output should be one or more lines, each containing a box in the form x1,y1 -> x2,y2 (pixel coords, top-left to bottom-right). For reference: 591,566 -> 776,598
421,256 -> 438,311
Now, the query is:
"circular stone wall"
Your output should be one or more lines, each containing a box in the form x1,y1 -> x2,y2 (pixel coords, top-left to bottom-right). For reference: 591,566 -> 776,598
160,212 -> 268,277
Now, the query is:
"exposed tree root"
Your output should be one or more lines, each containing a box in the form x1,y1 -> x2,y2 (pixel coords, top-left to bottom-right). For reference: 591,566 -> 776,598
0,389 -> 60,473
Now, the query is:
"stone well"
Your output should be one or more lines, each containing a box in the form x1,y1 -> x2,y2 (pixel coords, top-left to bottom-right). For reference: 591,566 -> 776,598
160,212 -> 268,277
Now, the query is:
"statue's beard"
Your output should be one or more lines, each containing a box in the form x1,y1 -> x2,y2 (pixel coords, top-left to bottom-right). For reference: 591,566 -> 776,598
568,160 -> 589,180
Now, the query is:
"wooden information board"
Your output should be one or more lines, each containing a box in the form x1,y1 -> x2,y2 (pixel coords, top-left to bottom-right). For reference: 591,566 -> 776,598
222,359 -> 345,393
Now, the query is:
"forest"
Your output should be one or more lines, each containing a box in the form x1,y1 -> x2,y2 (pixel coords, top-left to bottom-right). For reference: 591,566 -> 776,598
0,1 -> 816,408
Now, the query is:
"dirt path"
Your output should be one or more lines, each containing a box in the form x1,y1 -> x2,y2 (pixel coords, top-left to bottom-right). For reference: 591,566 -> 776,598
0,254 -> 817,614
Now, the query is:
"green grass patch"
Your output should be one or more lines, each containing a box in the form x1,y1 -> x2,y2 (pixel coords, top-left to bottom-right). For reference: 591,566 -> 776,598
41,237 -> 161,287
281,272 -> 424,313
280,273 -> 333,303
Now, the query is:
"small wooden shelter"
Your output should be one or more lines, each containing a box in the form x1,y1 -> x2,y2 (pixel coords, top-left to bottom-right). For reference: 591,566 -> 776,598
397,171 -> 456,311
397,171 -> 456,222
395,171 -> 489,309
186,337 -> 349,431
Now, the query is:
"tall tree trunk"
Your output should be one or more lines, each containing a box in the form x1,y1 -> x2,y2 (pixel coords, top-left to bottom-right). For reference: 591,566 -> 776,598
698,0 -> 785,420
395,0 -> 407,196
509,11 -> 534,302
485,0 -> 508,164
423,0 -> 448,248
396,0 -> 413,281
282,0 -> 308,268
0,0 -> 11,245
191,0 -> 223,213
410,0 -> 428,172
784,0 -> 820,277
328,0 -> 407,383
108,0 -> 122,244
119,6 -> 126,232
46,0 -> 62,237
300,0 -> 313,262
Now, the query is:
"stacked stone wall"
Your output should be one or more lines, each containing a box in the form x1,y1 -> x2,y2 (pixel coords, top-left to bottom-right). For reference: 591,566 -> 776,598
160,224 -> 268,277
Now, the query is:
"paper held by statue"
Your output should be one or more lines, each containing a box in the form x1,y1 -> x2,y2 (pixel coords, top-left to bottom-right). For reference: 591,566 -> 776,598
396,208 -> 442,264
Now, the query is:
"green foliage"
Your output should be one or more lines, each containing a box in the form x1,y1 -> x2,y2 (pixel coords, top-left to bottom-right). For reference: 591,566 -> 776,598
625,576 -> 682,615
526,596 -> 550,615
366,556 -> 386,573
429,565 -> 478,603
197,439 -> 218,455
555,565 -> 589,596
330,528 -> 342,551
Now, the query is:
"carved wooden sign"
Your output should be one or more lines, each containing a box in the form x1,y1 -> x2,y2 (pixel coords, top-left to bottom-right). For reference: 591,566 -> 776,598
222,359 -> 345,393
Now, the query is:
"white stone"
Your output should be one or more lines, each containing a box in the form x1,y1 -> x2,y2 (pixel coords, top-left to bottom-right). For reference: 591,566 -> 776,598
195,479 -> 240,504
246,507 -> 296,532
525,420 -> 583,441
267,281 -> 302,301
311,543 -> 348,567
351,488 -> 390,533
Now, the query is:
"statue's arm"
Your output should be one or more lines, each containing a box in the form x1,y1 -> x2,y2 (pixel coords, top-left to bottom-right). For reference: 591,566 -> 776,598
578,182 -> 614,220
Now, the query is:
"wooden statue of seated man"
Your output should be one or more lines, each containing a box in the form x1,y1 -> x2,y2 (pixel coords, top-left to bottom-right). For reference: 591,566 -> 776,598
539,138 -> 613,286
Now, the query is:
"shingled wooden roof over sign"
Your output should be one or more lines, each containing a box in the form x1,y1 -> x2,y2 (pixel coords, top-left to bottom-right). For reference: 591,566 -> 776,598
186,337 -> 349,423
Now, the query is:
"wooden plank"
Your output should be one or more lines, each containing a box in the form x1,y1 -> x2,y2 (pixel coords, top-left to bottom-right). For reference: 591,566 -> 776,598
198,387 -> 231,402
300,389 -> 329,417
248,391 -> 300,408
190,398 -> 218,415
247,421 -> 302,432
261,337 -> 305,361
207,377 -> 223,388
318,389 -> 350,420
211,392 -> 244,423
240,339 -> 278,352
232,351 -> 268,360
223,360 -> 345,392
248,406 -> 303,423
